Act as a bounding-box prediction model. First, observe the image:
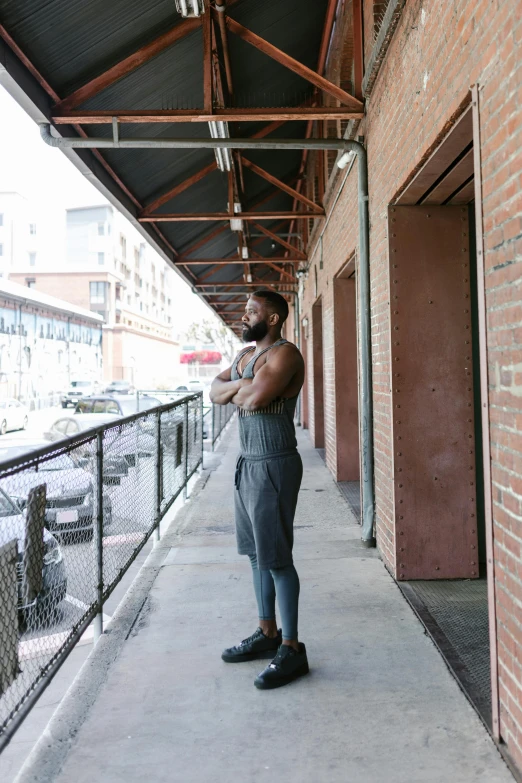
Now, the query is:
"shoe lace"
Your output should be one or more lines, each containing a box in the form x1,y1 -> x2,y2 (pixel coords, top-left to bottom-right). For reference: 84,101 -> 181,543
269,646 -> 291,669
239,628 -> 263,648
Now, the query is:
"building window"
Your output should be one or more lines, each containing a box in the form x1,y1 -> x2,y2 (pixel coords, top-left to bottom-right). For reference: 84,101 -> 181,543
90,281 -> 107,304
98,252 -> 105,265
29,252 -> 36,266
29,223 -> 36,235
0,214 -> 3,226
26,278 -> 36,289
98,222 -> 105,236
120,234 -> 126,259
0,244 -> 3,257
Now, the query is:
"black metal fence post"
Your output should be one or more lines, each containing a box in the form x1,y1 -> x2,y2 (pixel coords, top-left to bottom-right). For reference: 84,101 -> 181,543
183,401 -> 189,500
200,394 -> 204,468
93,430 -> 104,644
153,409 -> 161,545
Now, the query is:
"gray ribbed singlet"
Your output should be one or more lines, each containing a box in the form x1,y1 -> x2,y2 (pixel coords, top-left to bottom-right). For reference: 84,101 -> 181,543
231,339 -> 298,458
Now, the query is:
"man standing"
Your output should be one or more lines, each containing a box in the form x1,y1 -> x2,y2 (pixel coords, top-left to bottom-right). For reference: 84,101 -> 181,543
210,289 -> 307,690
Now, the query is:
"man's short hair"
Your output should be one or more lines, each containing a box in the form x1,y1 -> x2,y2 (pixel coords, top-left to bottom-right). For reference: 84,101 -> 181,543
252,289 -> 289,324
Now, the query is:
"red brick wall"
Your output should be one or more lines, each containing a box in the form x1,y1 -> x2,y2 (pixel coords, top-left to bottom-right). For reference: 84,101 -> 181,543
334,277 -> 360,480
479,2 -> 522,763
298,0 -> 522,761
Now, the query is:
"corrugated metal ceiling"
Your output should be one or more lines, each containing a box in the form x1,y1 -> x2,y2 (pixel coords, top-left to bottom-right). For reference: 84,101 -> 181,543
0,0 -> 330,328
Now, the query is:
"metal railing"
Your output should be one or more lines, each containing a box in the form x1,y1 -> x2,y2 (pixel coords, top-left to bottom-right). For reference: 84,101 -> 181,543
137,390 -> 235,451
0,392 -> 203,751
211,402 -> 236,448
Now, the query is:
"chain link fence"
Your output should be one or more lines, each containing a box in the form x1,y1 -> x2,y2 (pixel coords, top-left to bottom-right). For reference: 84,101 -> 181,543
0,393 -> 203,751
211,402 -> 236,449
137,390 -> 235,451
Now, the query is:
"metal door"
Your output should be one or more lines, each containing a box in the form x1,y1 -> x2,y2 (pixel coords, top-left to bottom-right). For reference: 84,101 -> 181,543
389,206 -> 478,579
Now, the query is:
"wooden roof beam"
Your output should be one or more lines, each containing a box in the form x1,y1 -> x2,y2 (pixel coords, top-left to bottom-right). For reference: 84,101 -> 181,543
251,222 -> 307,259
174,258 -> 301,264
52,107 -> 362,123
241,156 -> 323,214
55,19 -> 201,113
140,211 -> 324,222
54,0 -> 243,113
222,14 -> 363,111
141,161 -> 218,217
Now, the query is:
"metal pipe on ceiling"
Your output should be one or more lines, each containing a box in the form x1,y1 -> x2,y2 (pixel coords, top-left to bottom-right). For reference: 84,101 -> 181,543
39,124 -> 352,152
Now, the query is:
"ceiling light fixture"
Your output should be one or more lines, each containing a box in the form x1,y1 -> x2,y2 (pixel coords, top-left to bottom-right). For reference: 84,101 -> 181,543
230,203 -> 243,231
337,150 -> 356,169
209,121 -> 232,172
175,0 -> 205,17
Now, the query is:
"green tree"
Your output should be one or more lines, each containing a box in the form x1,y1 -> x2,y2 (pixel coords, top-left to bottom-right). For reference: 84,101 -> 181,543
183,320 -> 239,364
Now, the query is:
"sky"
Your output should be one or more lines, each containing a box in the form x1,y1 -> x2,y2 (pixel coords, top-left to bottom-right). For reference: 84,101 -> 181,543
0,86 -> 218,331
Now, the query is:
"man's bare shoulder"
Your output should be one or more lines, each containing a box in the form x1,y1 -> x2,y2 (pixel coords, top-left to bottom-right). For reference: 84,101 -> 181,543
269,341 -> 303,365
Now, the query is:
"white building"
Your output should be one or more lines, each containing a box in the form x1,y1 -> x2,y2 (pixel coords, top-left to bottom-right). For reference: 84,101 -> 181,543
0,277 -> 103,402
0,192 -> 47,275
11,204 -> 183,388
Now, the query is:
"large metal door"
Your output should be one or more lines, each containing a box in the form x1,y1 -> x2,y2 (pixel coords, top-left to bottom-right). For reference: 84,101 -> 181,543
389,206 -> 478,579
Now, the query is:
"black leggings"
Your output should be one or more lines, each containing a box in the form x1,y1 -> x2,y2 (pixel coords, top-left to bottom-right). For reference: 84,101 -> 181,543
248,553 -> 300,641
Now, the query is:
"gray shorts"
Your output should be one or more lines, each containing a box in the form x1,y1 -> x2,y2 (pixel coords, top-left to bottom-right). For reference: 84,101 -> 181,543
234,451 -> 303,569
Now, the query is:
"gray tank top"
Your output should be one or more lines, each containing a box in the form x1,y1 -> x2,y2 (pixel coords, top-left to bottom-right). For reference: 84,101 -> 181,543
231,339 -> 298,458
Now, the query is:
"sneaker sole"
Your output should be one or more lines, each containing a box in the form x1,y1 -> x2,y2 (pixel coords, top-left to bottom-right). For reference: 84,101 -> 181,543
221,648 -> 279,663
254,662 -> 310,689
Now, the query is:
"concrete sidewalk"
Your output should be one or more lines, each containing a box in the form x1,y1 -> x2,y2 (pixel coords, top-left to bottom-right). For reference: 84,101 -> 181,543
17,424 -> 511,783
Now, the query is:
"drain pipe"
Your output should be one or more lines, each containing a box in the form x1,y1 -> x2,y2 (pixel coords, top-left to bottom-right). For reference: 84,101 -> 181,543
354,145 -> 375,546
309,142 -> 374,546
39,122 -> 375,544
39,124 -> 353,152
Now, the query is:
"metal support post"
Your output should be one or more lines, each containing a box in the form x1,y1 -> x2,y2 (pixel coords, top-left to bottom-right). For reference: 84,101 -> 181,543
93,431 -> 104,644
153,410 -> 161,544
200,393 -> 204,469
212,404 -> 216,451
183,402 -> 189,500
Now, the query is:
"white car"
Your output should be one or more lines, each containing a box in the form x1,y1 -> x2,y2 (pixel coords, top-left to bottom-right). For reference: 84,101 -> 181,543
60,380 -> 101,408
0,398 -> 29,436
43,414 -> 131,482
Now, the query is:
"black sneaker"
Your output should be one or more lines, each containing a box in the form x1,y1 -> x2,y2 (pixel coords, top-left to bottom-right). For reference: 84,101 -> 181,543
221,628 -> 282,663
254,643 -> 309,689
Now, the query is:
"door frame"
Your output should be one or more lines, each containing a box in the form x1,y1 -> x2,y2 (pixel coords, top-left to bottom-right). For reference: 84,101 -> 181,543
472,83 -> 500,742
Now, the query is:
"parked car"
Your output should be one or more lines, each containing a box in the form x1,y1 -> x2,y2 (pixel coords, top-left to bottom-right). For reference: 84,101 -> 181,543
61,380 -> 100,409
0,485 -> 67,616
43,414 -> 130,484
74,396 -> 163,465
0,442 -> 112,542
105,380 -> 134,395
74,394 -> 161,416
0,398 -> 29,435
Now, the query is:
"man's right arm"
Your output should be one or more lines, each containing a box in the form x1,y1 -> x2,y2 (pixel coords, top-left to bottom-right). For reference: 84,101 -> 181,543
210,361 -> 249,405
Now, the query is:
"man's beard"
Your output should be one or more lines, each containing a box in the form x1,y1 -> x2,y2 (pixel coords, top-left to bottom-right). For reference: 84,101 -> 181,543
242,320 -> 268,343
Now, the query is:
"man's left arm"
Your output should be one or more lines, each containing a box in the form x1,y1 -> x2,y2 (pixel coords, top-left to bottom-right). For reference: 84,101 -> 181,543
232,348 -> 301,411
